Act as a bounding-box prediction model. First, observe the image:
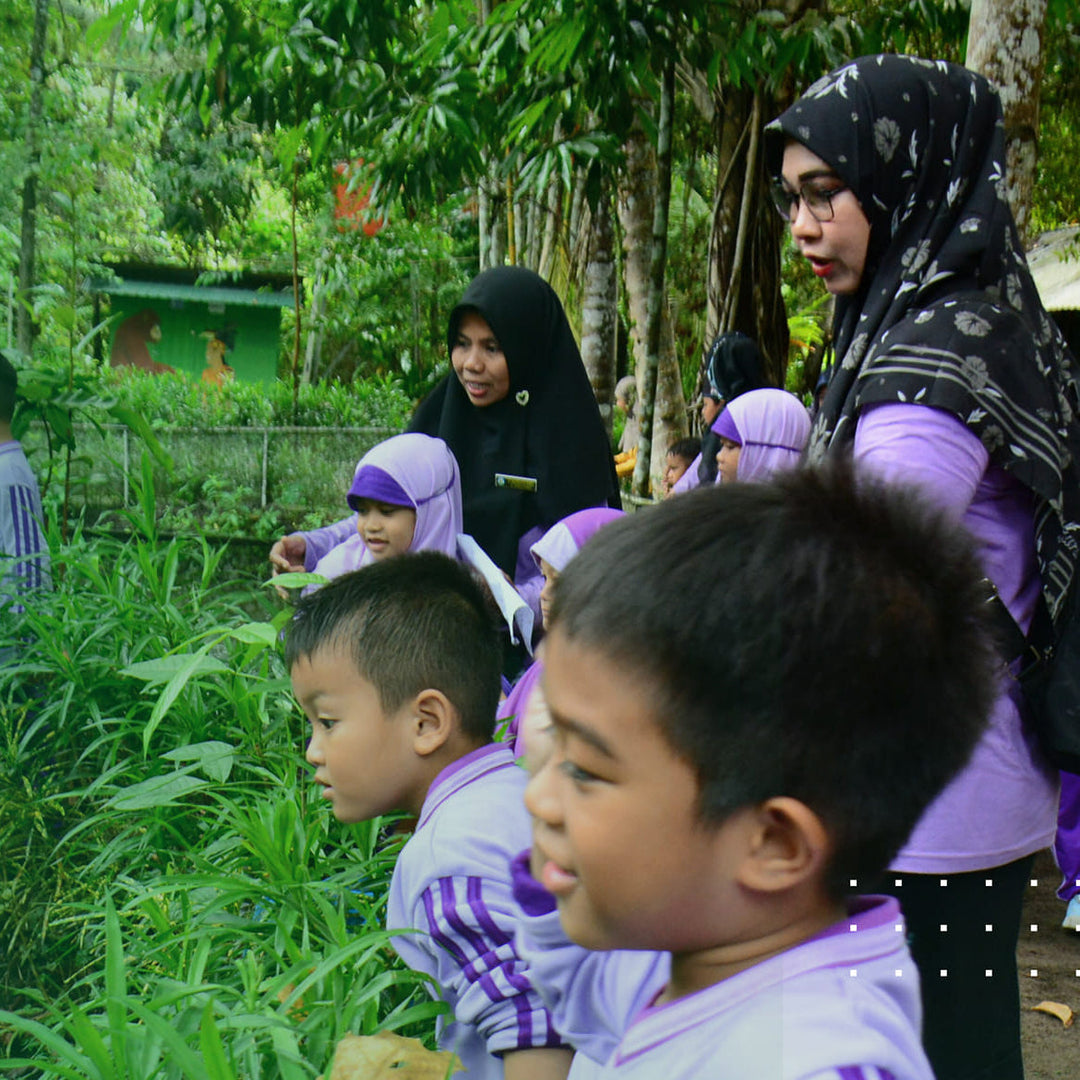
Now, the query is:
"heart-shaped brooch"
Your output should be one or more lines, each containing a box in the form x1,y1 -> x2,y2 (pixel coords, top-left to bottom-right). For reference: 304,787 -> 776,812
516,390 -> 530,406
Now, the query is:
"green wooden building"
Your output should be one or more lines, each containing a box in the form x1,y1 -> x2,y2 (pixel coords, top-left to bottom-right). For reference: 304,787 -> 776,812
93,263 -> 296,385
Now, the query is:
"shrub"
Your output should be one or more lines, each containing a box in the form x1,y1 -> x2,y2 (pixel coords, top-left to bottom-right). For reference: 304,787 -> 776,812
0,488 -> 441,1077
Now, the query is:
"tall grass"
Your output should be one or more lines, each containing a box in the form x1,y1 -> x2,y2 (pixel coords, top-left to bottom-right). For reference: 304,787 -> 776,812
0,479 -> 441,1077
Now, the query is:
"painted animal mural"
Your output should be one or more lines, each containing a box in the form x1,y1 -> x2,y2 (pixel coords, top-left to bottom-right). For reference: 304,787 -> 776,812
110,309 -> 175,374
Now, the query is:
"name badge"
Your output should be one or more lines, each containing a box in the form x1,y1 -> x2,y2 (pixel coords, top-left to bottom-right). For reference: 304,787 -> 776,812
494,473 -> 538,492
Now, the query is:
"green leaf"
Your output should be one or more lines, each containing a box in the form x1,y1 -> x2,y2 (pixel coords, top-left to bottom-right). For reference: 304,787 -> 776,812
106,771 -> 208,811
163,740 -> 236,783
121,654 -> 230,687
0,1011 -> 93,1076
276,126 -> 306,169
104,895 -> 128,1048
199,1002 -> 236,1080
124,999 -> 208,1079
227,621 -> 280,648
263,571 -> 326,590
86,1 -> 136,48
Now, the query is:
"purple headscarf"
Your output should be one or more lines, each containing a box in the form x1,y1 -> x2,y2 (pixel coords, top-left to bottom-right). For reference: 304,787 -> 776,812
530,506 -> 625,573
498,505 -> 625,753
711,389 -> 811,482
313,434 -> 463,580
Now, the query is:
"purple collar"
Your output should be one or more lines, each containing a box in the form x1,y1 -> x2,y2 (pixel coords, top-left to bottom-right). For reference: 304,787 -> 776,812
416,742 -> 517,830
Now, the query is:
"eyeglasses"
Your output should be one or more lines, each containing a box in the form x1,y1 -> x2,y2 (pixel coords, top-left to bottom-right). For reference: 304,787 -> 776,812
770,178 -> 850,223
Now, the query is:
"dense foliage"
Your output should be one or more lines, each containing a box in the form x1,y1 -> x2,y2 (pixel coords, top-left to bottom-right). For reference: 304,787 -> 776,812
0,495 -> 441,1076
4,2 -> 1080,1073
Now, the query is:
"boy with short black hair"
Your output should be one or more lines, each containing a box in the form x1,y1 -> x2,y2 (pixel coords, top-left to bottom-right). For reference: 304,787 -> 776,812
514,467 -> 998,1078
662,437 -> 700,496
0,351 -> 49,621
285,552 -> 570,1080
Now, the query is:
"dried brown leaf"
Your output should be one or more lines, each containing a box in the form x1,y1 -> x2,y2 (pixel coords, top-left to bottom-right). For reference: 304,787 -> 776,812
1031,1000 -> 1074,1027
328,1032 -> 464,1079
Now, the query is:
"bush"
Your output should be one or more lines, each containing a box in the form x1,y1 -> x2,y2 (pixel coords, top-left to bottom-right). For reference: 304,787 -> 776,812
19,364 -> 415,542
0,491 -> 441,1077
102,367 -> 414,431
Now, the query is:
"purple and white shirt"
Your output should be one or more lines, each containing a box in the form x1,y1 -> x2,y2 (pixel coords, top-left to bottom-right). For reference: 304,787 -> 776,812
510,856 -> 932,1079
387,744 -> 564,1077
0,440 -> 49,613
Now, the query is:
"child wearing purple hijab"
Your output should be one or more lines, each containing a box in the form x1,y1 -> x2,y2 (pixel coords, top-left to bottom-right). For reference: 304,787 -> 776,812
498,507 -> 624,757
711,388 -> 811,484
306,434 -> 463,584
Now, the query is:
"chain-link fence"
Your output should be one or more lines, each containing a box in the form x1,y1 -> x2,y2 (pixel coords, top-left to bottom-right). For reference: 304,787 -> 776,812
23,423 -> 398,537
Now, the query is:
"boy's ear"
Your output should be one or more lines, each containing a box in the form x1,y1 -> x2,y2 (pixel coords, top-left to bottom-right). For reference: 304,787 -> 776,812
737,797 -> 830,893
410,688 -> 456,757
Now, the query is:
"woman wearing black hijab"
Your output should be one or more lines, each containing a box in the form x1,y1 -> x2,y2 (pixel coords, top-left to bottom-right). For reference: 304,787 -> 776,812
271,267 -> 619,608
410,265 -> 620,588
766,54 -> 1080,1080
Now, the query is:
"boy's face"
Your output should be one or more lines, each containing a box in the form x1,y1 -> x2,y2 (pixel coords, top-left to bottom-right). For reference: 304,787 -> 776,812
526,628 -> 747,953
292,647 -> 425,822
663,453 -> 690,491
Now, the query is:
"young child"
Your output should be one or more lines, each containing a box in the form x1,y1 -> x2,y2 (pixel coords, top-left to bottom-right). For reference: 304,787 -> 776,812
285,553 -> 571,1080
276,433 -> 463,590
496,507 -> 624,759
0,352 -> 50,617
711,387 -> 810,484
512,468 -> 998,1078
662,438 -> 700,496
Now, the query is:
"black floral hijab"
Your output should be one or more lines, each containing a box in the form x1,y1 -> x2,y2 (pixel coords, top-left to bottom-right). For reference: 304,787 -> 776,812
765,54 -> 1080,621
410,266 -> 620,575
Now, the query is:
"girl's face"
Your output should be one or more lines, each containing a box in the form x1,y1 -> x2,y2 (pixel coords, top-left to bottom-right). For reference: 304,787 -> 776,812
701,396 -> 723,427
716,438 -> 741,485
538,557 -> 559,629
452,311 -> 511,407
354,499 -> 417,560
779,141 -> 871,296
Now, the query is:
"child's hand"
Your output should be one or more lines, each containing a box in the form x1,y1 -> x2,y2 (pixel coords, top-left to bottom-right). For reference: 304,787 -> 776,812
270,535 -> 307,598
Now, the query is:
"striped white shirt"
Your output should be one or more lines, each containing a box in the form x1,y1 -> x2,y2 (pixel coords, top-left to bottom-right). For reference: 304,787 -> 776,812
0,440 -> 49,613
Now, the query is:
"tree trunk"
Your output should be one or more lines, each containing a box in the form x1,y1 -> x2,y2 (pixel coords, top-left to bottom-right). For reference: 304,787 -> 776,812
478,182 -> 493,271
525,193 -> 541,271
632,60 -> 677,499
16,0 -> 50,358
538,171 -> 562,282
302,259 -> 326,384
618,115 -> 687,496
490,191 -> 507,266
704,85 -> 788,394
966,0 -> 1047,247
580,185 -> 617,440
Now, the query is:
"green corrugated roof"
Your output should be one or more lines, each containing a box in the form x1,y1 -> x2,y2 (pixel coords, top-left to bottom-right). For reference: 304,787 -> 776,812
90,277 -> 295,309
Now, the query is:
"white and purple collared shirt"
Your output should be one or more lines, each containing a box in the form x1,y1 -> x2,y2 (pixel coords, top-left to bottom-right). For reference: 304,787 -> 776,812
510,855 -> 932,1080
388,743 -> 565,1078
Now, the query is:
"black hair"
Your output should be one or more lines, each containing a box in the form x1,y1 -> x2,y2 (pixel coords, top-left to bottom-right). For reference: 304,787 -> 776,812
667,437 -> 701,464
550,465 -> 998,897
0,351 -> 18,423
284,552 -> 501,745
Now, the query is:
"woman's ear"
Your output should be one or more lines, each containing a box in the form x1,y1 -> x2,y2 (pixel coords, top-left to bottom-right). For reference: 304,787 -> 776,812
737,797 -> 831,894
410,688 -> 455,757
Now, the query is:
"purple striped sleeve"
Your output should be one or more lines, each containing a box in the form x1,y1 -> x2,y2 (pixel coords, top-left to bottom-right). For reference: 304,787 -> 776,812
418,876 -> 568,1052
